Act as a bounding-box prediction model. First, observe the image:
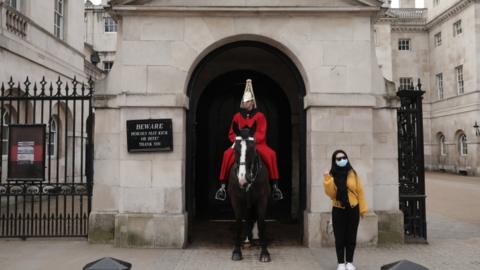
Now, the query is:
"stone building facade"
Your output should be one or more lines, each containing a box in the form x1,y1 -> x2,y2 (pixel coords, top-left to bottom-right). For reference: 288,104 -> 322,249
375,0 -> 480,176
0,0 -> 92,82
89,0 -> 403,248
0,0 -> 102,183
85,0 -> 117,73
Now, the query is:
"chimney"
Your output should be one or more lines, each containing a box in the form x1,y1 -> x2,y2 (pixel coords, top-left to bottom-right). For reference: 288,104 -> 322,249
399,0 -> 415,8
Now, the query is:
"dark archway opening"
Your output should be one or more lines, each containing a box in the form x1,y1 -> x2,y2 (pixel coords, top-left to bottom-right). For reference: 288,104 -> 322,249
186,40 -> 306,246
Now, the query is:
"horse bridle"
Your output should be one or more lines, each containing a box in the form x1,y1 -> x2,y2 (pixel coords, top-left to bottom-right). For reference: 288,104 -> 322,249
234,138 -> 262,192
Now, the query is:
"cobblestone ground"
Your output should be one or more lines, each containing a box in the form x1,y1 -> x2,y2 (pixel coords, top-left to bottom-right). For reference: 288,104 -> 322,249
0,172 -> 479,270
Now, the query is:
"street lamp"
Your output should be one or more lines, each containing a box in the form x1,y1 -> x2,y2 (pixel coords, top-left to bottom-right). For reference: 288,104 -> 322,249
474,121 -> 480,136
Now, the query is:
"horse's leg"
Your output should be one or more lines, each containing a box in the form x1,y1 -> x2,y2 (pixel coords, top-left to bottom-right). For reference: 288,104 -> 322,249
231,197 -> 244,261
244,206 -> 255,247
257,196 -> 271,262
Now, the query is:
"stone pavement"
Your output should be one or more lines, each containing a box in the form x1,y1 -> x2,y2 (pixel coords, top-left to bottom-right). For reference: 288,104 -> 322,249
0,172 -> 479,270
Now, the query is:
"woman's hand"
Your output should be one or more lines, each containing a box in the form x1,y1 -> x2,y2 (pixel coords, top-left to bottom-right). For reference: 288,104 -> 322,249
323,170 -> 330,177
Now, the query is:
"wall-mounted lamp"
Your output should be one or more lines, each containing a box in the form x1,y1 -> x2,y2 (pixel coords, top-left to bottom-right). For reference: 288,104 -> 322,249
474,121 -> 480,136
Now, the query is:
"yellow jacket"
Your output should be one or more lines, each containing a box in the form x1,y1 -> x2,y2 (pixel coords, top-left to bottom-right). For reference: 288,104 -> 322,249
324,170 -> 368,216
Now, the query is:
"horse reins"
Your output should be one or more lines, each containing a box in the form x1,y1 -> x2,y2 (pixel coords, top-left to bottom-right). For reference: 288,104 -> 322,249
234,140 -> 262,192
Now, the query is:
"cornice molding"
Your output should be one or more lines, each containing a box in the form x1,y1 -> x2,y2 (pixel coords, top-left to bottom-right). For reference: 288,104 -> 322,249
109,5 -> 381,16
392,25 -> 427,32
426,0 -> 476,29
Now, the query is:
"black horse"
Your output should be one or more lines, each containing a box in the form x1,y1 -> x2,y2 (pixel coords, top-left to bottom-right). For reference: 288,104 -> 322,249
228,122 -> 271,262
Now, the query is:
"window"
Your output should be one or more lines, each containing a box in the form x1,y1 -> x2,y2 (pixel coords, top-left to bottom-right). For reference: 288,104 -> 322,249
453,20 -> 462,36
399,77 -> 413,90
47,117 -> 58,158
398,39 -> 411,51
6,0 -> 19,10
54,0 -> 64,39
104,17 -> 117,32
458,134 -> 467,156
434,0 -> 439,6
455,65 -> 464,95
436,73 -> 444,99
1,108 -> 16,156
103,61 -> 113,72
434,32 -> 442,47
439,134 -> 446,156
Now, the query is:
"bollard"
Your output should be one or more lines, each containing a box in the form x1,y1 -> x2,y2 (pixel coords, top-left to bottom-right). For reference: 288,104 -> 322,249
83,257 -> 132,270
381,259 -> 428,270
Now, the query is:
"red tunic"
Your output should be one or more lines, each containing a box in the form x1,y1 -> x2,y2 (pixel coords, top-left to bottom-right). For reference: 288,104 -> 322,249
219,111 -> 279,181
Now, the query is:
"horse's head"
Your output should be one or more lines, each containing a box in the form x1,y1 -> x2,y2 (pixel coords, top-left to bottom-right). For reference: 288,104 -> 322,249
232,122 -> 257,188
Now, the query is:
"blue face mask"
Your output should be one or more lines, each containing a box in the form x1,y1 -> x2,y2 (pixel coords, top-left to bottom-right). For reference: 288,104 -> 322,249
336,158 -> 348,167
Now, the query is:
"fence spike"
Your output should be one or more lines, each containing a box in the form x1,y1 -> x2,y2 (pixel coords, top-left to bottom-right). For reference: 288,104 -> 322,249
88,76 -> 94,94
55,76 -> 62,95
65,82 -> 70,97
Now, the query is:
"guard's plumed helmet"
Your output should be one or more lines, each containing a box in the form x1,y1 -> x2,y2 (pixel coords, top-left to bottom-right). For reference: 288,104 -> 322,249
240,79 -> 257,108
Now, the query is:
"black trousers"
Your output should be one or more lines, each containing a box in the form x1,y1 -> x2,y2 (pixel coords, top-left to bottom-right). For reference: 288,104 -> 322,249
332,205 -> 360,263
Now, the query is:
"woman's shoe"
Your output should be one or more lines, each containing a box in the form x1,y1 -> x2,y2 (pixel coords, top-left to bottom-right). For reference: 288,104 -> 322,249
337,263 -> 346,270
345,262 -> 356,270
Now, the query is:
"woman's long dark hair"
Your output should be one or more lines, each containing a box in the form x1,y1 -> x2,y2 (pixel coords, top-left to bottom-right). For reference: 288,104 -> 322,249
329,149 -> 356,176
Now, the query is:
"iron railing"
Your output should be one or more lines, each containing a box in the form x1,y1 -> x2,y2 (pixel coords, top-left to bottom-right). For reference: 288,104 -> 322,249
397,80 -> 427,242
0,77 -> 94,238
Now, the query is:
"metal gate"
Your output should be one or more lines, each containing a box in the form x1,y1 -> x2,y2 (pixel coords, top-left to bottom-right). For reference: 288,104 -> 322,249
397,80 -> 427,242
0,77 -> 94,238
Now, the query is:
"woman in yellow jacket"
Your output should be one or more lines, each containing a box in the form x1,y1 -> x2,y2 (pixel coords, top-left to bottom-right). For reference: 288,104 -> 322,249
324,150 -> 367,270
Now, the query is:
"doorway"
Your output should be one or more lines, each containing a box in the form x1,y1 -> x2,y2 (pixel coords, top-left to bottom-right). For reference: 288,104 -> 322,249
186,40 -> 306,246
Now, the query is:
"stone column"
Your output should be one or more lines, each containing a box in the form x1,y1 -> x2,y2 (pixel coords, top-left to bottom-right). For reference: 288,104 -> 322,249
89,94 -> 188,248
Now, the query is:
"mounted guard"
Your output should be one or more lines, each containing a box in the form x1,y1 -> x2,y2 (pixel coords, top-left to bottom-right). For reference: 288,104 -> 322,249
215,79 -> 283,201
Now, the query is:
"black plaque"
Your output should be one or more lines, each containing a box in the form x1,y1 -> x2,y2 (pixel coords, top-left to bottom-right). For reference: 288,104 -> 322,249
126,119 -> 173,152
7,124 -> 46,181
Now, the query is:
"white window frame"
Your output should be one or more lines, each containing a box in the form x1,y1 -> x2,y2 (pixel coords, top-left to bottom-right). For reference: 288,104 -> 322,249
104,17 -> 117,33
47,117 -> 58,158
434,32 -> 442,47
399,77 -> 413,90
458,134 -> 467,156
453,20 -> 462,37
6,0 -> 20,10
455,65 -> 464,95
54,0 -> 64,39
439,134 -> 446,156
398,39 -> 411,51
103,61 -> 114,72
436,73 -> 444,100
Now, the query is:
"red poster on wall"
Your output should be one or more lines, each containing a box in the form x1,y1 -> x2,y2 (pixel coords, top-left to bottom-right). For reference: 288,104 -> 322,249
7,124 -> 46,181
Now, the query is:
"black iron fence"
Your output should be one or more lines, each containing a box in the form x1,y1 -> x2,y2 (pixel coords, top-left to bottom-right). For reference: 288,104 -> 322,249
0,77 -> 94,238
397,80 -> 427,242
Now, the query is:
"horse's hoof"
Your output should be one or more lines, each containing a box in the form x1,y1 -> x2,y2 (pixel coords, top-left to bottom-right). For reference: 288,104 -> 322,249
232,251 -> 243,261
259,252 -> 271,262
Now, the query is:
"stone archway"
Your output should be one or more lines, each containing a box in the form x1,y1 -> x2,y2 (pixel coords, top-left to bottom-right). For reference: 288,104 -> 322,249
185,40 -> 307,245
